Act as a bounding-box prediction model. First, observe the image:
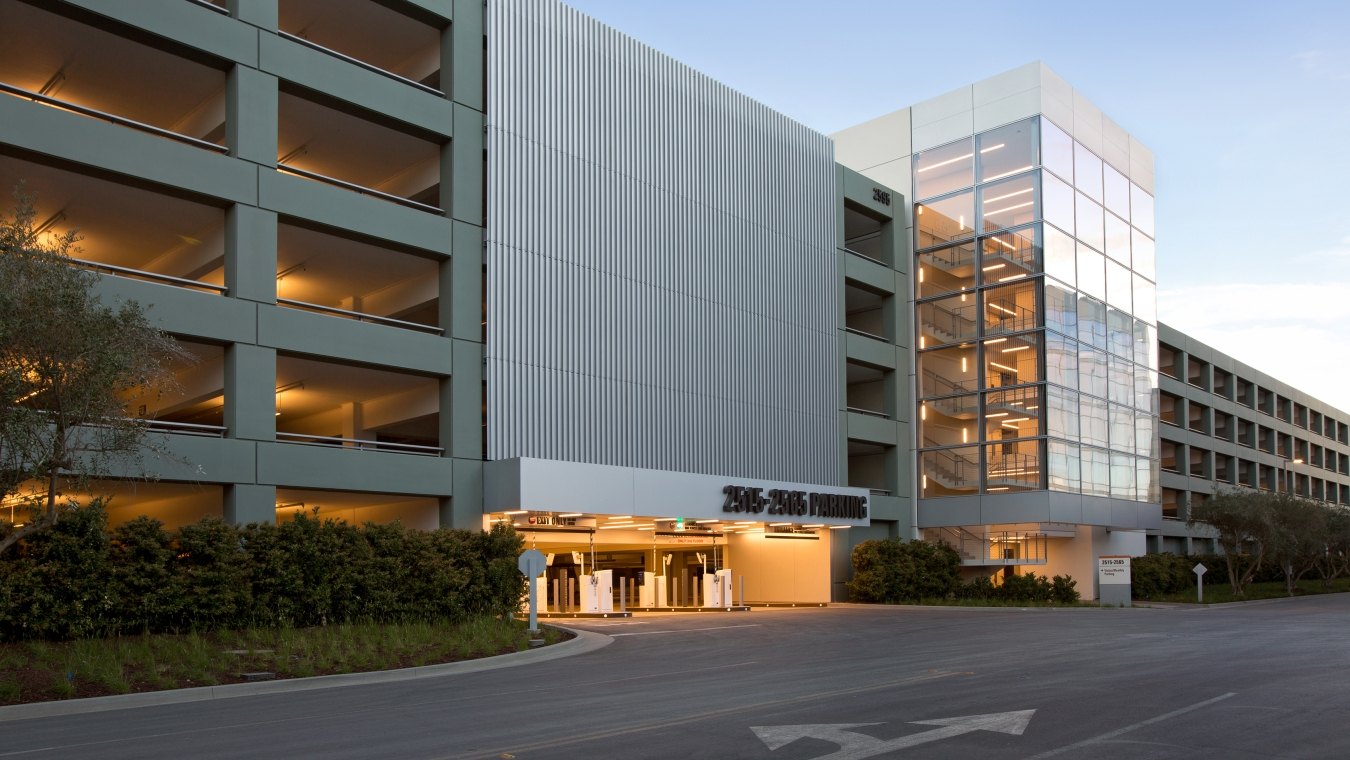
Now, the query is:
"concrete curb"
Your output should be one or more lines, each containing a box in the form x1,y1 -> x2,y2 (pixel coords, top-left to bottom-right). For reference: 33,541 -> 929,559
827,602 -> 1154,612
0,625 -> 611,723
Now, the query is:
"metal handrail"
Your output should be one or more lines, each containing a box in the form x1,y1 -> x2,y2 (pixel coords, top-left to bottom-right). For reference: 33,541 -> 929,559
0,82 -> 227,153
277,298 -> 444,334
144,419 -> 226,437
846,406 -> 890,420
277,31 -> 445,97
276,164 -> 445,215
186,0 -> 229,14
72,257 -> 228,294
843,326 -> 889,342
275,431 -> 443,456
867,488 -> 892,496
841,247 -> 887,267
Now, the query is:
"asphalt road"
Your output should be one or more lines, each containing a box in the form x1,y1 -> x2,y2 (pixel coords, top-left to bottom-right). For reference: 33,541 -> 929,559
5,595 -> 1350,759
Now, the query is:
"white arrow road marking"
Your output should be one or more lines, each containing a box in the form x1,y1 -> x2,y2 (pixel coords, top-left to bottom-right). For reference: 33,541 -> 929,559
752,710 -> 1035,759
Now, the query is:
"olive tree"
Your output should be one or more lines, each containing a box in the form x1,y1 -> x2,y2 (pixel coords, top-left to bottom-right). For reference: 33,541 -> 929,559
1188,489 -> 1274,598
0,188 -> 186,553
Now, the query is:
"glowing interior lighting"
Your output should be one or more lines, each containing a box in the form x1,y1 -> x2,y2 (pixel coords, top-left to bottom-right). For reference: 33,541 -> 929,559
988,486 -> 1010,492
983,337 -> 1008,345
986,412 -> 1010,418
558,513 -> 584,518
959,215 -> 966,230
916,151 -> 975,172
983,187 -> 1033,205
921,404 -> 927,420
923,474 -> 928,489
979,143 -> 1006,154
1003,417 -> 1030,423
1026,405 -> 1040,410
696,519 -> 721,523
982,263 -> 1006,272
990,236 -> 1017,250
984,200 -> 1035,217
598,524 -> 637,529
962,428 -> 968,443
988,303 -> 1016,315
1001,345 -> 1031,352
961,357 -> 968,372
802,524 -> 825,528
502,510 -> 528,515
769,522 -> 791,527
990,362 -> 1019,373
919,267 -> 925,282
997,274 -> 1028,282
828,525 -> 852,529
982,165 -> 1035,183
1002,422 -> 1020,429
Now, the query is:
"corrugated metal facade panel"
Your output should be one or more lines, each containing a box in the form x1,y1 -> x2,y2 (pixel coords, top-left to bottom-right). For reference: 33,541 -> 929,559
486,0 -> 842,484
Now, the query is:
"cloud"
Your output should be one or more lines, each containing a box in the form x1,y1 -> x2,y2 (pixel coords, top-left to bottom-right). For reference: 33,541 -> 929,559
1157,282 -> 1350,414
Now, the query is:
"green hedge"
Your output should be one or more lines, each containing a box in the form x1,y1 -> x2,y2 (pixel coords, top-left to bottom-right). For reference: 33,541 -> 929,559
847,538 -> 1080,604
0,503 -> 524,641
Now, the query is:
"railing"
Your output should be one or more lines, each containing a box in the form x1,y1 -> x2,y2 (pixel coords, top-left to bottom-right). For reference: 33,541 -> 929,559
867,488 -> 892,496
186,0 -> 229,14
277,298 -> 444,334
277,31 -> 445,97
144,419 -> 226,438
922,446 -> 980,490
920,368 -> 977,398
846,406 -> 890,419
276,431 -> 443,456
0,82 -> 227,153
984,298 -> 1037,334
920,301 -> 978,343
923,526 -> 1048,565
842,246 -> 887,267
844,326 -> 889,343
277,164 -> 444,215
72,257 -> 228,294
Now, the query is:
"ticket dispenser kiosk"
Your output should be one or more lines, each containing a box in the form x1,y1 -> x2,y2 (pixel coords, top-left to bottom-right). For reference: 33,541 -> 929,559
580,569 -> 614,613
640,573 -> 656,607
702,566 -> 733,608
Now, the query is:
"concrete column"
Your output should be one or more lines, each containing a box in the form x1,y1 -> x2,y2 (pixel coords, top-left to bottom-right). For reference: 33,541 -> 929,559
340,402 -> 366,442
450,0 -> 484,111
226,66 -> 277,167
447,221 -> 484,342
444,339 -> 482,460
225,343 -> 276,441
449,104 -> 484,226
226,483 -> 276,525
225,204 -> 276,303
227,0 -> 277,30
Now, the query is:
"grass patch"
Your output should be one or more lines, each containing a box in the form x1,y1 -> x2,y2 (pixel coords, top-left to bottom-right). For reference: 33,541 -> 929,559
0,617 -> 570,706
1137,577 -> 1350,604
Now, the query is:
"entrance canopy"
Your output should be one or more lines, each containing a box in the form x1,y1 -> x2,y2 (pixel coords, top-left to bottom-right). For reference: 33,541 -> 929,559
484,457 -> 871,529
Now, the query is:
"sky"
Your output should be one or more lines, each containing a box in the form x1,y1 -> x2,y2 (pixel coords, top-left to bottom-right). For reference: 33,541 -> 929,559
564,0 -> 1350,414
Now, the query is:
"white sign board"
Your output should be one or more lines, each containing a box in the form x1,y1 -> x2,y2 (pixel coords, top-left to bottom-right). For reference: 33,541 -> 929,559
1098,556 -> 1131,585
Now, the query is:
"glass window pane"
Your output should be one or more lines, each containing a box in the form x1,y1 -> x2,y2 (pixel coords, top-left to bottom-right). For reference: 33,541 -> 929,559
1132,229 -> 1155,280
917,242 -> 976,299
979,173 -> 1037,234
919,393 -> 979,448
981,226 -> 1039,284
1042,171 -> 1075,235
1076,245 -> 1105,301
1075,192 -> 1105,252
1130,183 -> 1155,237
978,118 -> 1038,183
918,293 -> 978,349
1109,357 -> 1133,405
1132,275 -> 1156,324
918,343 -> 979,397
1135,410 -> 1158,458
921,446 -> 980,498
986,440 -> 1041,493
985,386 -> 1041,440
1079,344 -> 1108,399
1045,281 -> 1077,338
1111,452 -> 1136,500
1049,440 -> 1081,493
1106,259 -> 1132,312
1043,224 -> 1075,286
983,280 -> 1039,336
1109,401 -> 1135,453
1074,142 -> 1103,202
1041,117 -> 1073,182
1132,319 -> 1151,367
1104,163 -> 1130,220
1046,330 -> 1078,389
1104,212 -> 1131,266
1076,294 -> 1107,351
983,331 -> 1040,388
1107,307 -> 1134,358
1135,456 -> 1155,504
1048,385 -> 1078,440
1082,397 -> 1109,451
916,190 -> 975,249
914,137 -> 974,200
1081,446 -> 1111,497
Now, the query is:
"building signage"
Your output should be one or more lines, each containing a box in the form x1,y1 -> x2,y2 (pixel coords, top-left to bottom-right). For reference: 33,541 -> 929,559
1097,556 -> 1131,585
872,188 -> 891,206
722,485 -> 867,519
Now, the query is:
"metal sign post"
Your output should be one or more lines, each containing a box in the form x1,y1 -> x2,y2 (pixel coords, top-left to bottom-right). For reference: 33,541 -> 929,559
1193,562 -> 1207,604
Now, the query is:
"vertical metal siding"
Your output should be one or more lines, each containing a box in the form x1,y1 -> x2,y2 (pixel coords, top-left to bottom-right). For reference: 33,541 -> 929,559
486,0 -> 842,484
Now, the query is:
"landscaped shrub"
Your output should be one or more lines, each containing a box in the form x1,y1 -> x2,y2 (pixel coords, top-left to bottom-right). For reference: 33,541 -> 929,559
847,539 -> 961,602
953,572 -> 1079,604
0,504 -> 525,642
1130,553 -> 1192,599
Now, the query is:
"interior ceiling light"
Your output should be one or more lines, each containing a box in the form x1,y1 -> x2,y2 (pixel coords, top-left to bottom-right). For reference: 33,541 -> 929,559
558,513 -> 584,518
502,509 -> 528,515
916,151 -> 975,173
984,200 -> 1034,217
1001,345 -> 1031,352
983,187 -> 1033,205
979,143 -> 1006,154
982,165 -> 1035,183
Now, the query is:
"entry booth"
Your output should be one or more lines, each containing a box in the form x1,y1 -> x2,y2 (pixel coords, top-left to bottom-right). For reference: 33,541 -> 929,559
523,535 -> 736,612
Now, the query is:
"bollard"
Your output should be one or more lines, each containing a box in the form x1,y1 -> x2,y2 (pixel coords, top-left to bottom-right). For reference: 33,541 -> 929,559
551,578 -> 559,614
619,579 -> 626,612
739,575 -> 745,607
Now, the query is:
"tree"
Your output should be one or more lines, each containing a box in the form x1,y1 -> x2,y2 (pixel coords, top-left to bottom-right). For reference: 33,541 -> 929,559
1188,489 -> 1275,598
1313,506 -> 1350,589
0,187 -> 187,553
1265,494 -> 1327,597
